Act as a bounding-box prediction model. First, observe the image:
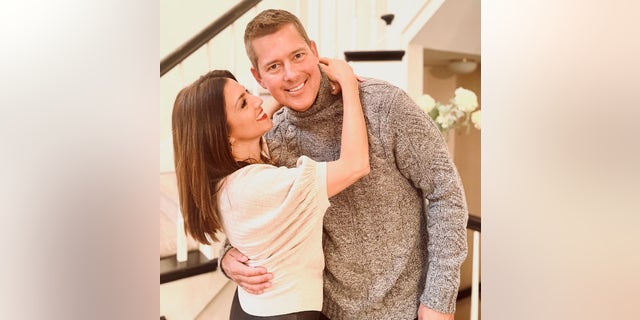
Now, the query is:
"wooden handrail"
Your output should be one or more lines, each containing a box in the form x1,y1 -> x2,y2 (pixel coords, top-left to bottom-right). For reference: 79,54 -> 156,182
467,214 -> 481,232
457,283 -> 481,300
160,0 -> 261,76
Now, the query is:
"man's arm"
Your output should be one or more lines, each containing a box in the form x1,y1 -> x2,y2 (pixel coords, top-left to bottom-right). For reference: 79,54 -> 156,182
384,87 -> 468,316
418,303 -> 454,320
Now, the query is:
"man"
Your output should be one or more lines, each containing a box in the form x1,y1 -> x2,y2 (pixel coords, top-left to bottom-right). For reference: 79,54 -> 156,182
221,9 -> 468,320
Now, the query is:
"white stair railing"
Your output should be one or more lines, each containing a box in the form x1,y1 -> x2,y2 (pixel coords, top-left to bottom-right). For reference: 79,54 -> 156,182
470,229 -> 480,320
175,209 -> 188,262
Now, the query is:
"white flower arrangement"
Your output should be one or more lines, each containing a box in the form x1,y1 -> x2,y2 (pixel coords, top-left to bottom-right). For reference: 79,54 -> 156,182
416,87 -> 481,136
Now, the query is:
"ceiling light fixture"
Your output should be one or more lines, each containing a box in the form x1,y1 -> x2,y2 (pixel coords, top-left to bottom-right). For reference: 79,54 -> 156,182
448,58 -> 478,74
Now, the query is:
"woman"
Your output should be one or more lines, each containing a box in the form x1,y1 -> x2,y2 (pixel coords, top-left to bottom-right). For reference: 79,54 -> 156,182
171,58 -> 369,319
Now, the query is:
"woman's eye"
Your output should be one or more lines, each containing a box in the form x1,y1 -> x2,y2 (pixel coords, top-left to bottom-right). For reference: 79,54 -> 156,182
241,100 -> 247,108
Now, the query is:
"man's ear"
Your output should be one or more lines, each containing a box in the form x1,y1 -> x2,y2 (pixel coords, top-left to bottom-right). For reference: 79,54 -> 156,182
310,40 -> 319,57
250,67 -> 266,89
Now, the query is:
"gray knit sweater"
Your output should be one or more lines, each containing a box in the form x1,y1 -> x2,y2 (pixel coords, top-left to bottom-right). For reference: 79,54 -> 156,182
264,72 -> 468,319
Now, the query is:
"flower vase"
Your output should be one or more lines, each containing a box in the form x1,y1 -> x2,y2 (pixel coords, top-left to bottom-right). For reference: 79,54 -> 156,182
446,130 -> 456,159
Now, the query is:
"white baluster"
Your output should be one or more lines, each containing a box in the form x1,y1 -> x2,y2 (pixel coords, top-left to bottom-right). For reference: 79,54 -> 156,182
306,0 -> 320,44
370,0 -> 378,49
318,0 -> 336,58
178,62 -> 184,86
176,209 -> 188,262
205,40 -> 212,71
351,0 -> 357,51
199,243 -> 215,261
295,0 -> 301,18
230,22 -> 236,74
470,230 -> 480,320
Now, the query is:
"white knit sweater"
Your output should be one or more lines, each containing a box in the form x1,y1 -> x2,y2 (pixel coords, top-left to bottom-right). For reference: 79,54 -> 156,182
218,156 -> 330,316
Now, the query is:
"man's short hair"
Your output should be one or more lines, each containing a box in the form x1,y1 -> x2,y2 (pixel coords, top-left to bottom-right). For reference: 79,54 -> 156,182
244,9 -> 311,69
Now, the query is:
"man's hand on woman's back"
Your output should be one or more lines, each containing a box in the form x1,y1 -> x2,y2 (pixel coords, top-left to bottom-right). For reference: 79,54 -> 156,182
221,248 -> 273,294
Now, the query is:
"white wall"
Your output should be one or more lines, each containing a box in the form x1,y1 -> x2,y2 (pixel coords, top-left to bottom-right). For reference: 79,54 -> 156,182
159,0 -> 434,172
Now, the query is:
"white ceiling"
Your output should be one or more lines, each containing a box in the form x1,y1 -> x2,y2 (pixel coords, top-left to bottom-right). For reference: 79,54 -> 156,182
411,0 -> 480,67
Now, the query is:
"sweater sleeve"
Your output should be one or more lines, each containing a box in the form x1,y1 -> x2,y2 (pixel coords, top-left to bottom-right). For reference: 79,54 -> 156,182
220,156 -> 329,260
383,87 -> 469,314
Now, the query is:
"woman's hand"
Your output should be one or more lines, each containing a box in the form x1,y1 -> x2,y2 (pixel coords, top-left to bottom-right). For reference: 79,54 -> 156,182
262,96 -> 283,118
319,57 -> 363,95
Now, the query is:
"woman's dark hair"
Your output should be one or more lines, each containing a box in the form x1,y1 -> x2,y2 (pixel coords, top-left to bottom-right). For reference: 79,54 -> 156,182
171,70 -> 241,244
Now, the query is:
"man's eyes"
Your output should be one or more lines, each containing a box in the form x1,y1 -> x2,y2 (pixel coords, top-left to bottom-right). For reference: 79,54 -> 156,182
266,53 -> 304,71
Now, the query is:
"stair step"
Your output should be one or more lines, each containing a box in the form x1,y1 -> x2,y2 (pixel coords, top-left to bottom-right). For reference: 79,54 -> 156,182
161,250 -> 218,284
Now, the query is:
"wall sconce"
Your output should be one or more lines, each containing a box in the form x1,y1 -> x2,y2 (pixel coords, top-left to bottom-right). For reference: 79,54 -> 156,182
448,58 -> 478,74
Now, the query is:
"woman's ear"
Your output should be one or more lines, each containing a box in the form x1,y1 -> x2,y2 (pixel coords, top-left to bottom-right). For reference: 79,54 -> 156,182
228,136 -> 236,148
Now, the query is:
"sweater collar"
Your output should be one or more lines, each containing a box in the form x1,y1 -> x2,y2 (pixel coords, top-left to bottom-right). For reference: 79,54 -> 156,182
284,68 -> 341,120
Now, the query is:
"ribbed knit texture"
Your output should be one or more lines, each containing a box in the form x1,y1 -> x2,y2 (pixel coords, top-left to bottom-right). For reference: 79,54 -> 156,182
218,156 -> 330,316
264,71 -> 469,319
